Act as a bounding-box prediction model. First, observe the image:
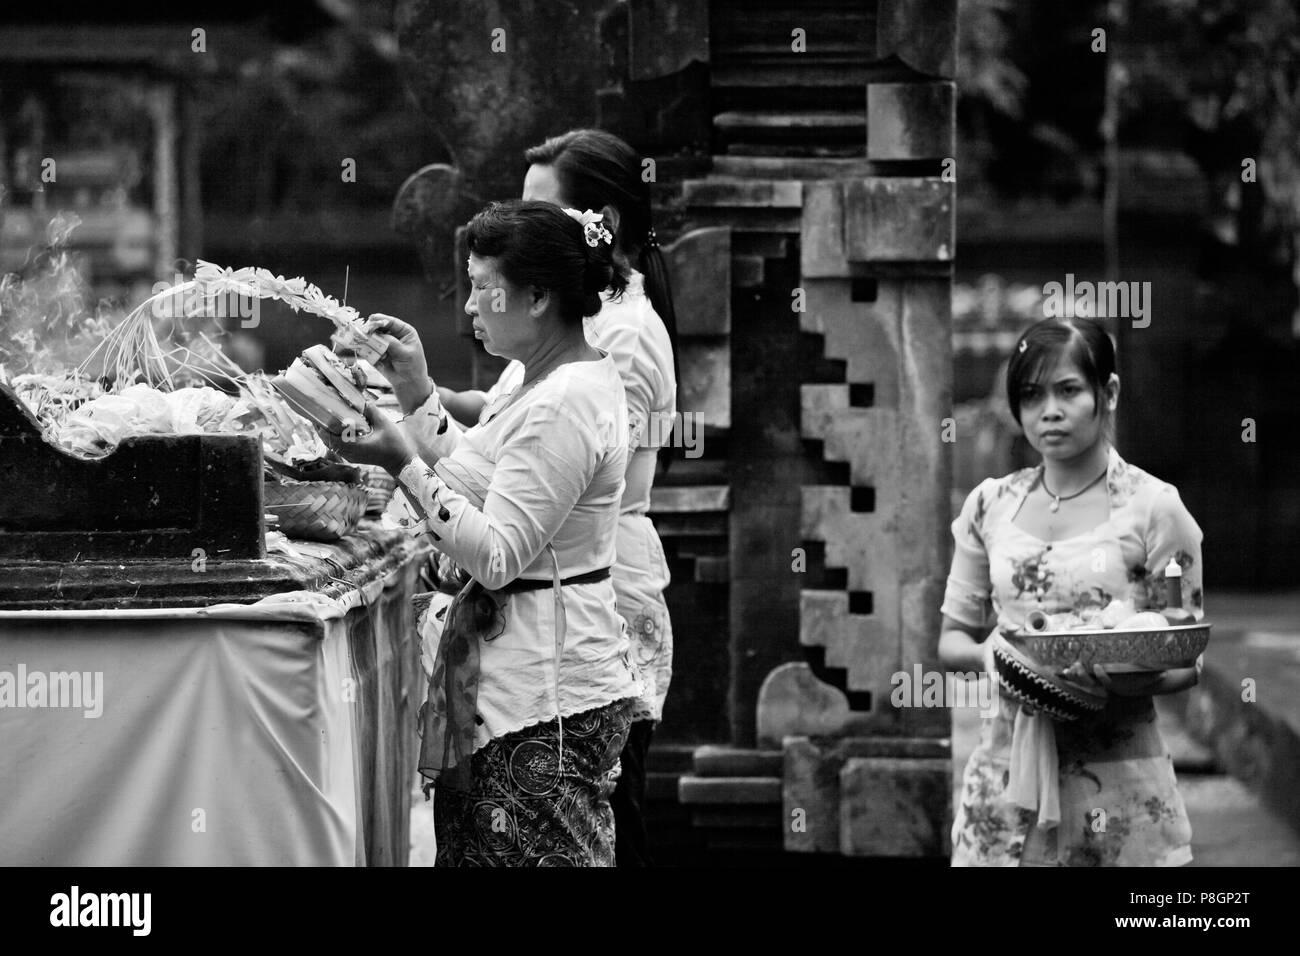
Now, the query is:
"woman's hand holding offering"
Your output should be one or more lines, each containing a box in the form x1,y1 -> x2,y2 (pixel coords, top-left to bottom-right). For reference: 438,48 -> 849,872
362,313 -> 433,414
1057,661 -> 1169,697
318,403 -> 416,475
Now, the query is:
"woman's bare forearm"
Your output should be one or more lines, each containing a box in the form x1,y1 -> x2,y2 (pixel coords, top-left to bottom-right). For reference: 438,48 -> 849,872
939,627 -> 987,673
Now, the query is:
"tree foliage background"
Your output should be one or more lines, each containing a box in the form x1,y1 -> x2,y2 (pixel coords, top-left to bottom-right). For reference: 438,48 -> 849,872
956,0 -> 1300,327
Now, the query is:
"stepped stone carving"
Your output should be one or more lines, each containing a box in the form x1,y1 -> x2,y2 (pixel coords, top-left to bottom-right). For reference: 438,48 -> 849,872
613,0 -> 960,856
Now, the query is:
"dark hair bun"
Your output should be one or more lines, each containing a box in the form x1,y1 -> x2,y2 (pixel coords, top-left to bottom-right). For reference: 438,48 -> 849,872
466,199 -> 625,325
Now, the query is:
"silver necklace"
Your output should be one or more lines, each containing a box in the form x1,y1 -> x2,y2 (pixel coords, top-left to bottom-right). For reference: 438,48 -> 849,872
1040,467 -> 1108,513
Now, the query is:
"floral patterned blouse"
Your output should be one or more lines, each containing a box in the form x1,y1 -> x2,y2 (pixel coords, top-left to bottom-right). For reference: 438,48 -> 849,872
941,447 -> 1204,866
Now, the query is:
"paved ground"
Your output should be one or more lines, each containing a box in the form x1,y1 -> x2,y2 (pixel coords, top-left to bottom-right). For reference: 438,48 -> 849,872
1189,590 -> 1300,863
413,705 -> 1300,867
411,592 -> 1300,866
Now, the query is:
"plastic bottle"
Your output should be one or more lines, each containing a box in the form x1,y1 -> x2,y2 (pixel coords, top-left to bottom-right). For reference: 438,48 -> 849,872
1024,609 -> 1051,632
1161,557 -> 1195,626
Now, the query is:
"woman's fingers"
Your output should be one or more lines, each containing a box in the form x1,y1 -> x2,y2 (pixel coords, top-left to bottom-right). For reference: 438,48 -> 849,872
356,332 -> 402,367
1057,660 -> 1104,690
365,313 -> 416,342
315,423 -> 344,454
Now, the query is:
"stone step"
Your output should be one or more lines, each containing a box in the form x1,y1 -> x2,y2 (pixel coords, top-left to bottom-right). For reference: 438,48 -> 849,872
678,775 -> 783,806
681,177 -> 803,209
649,513 -> 728,538
709,155 -> 875,180
714,110 -> 866,133
724,142 -> 867,159
711,63 -> 870,90
716,42 -> 871,58
694,556 -> 730,583
717,59 -> 868,82
646,742 -> 700,774
712,85 -> 866,116
646,771 -> 684,802
690,807 -> 783,830
653,458 -> 732,486
711,60 -> 918,91
692,745 -> 784,778
649,485 -> 731,513
710,1 -> 873,36
684,206 -> 801,234
671,540 -> 729,562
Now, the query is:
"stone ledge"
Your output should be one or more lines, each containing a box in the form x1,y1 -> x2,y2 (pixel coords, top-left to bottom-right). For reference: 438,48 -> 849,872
1178,624 -> 1300,835
693,745 -> 783,778
784,734 -> 952,855
840,756 -> 952,857
678,776 -> 783,806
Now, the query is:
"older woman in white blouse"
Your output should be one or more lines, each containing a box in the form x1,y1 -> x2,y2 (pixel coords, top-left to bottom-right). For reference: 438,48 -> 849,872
330,199 -> 642,866
409,129 -> 680,866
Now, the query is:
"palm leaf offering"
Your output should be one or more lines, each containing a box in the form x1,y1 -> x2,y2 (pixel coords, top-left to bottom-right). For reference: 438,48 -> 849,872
75,260 -> 387,393
186,261 -> 386,361
8,371 -> 104,431
9,260 -> 392,468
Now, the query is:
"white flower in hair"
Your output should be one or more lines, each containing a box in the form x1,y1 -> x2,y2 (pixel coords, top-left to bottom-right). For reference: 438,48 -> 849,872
561,207 -> 614,248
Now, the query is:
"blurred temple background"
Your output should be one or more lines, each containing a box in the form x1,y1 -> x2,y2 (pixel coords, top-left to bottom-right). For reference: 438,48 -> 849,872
2,0 -> 1298,863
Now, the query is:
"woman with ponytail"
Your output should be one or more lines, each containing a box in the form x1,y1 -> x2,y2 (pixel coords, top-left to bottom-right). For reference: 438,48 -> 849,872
429,128 -> 678,866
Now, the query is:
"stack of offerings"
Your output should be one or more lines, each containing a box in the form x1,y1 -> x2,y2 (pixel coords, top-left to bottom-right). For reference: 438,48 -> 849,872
340,362 -> 400,514
266,346 -> 374,541
272,345 -> 373,437
0,264 -> 419,606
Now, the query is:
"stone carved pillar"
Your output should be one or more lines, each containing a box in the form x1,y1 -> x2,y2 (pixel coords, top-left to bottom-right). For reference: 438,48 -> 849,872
756,0 -> 959,856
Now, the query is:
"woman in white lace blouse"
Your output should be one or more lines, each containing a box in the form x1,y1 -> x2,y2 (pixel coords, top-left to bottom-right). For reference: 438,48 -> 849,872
376,130 -> 678,866
328,200 -> 642,866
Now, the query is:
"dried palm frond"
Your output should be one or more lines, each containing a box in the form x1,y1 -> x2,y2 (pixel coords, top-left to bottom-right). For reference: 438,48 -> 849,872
76,260 -> 384,393
190,261 -> 386,360
75,280 -> 200,392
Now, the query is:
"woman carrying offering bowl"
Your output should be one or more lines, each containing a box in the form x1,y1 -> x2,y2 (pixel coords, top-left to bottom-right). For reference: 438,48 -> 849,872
323,199 -> 641,866
938,317 -> 1204,867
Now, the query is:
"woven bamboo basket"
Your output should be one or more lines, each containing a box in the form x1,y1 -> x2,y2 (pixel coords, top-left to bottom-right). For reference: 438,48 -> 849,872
264,479 -> 368,542
360,465 -> 399,515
